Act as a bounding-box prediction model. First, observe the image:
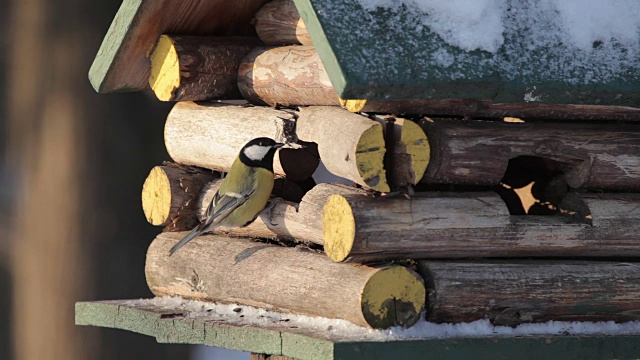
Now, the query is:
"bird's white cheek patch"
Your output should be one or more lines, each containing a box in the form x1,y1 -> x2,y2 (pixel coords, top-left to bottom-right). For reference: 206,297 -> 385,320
243,145 -> 270,161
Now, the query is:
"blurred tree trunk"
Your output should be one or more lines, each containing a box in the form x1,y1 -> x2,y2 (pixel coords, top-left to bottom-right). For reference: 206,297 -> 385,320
6,0 -> 187,360
8,0 -> 91,358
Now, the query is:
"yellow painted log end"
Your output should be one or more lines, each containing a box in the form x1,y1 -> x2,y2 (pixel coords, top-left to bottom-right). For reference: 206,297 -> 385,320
341,99 -> 367,112
322,194 -> 356,262
361,266 -> 426,328
399,118 -> 431,184
149,35 -> 180,101
141,166 -> 172,226
356,124 -> 390,192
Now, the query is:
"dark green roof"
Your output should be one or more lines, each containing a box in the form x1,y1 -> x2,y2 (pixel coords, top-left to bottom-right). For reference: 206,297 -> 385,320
294,0 -> 640,106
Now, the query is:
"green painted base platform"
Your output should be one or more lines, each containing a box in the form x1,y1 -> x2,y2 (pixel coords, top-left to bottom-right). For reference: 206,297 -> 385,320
76,300 -> 640,360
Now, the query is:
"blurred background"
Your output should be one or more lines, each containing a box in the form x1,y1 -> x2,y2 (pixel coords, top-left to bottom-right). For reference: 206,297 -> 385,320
0,0 -> 247,359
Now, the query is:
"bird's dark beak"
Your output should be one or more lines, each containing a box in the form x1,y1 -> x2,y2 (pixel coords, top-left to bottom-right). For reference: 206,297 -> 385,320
274,143 -> 285,148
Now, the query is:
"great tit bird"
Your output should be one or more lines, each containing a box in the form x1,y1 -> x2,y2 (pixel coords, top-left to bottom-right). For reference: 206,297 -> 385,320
169,137 -> 284,255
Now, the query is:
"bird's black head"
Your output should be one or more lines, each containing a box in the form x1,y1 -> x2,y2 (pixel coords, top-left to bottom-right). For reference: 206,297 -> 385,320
239,137 -> 284,171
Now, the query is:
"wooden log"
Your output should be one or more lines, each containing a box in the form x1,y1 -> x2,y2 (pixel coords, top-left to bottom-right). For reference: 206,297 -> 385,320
164,102 -> 319,181
394,118 -> 430,187
418,261 -> 640,326
322,191 -> 640,262
146,232 -> 426,329
141,164 -> 218,228
149,35 -> 259,101
420,119 -> 640,191
198,182 -> 363,244
166,103 -> 389,192
296,107 -> 390,192
371,116 -> 430,188
139,164 -> 314,231
141,171 -> 341,245
253,0 -> 312,46
237,46 -> 340,107
341,98 -> 640,121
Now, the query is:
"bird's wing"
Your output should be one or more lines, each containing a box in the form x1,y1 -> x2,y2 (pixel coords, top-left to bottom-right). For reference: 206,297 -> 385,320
206,188 -> 256,228
169,188 -> 255,256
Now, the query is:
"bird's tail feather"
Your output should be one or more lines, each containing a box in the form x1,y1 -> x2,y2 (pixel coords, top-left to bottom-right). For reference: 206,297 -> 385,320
169,226 -> 202,256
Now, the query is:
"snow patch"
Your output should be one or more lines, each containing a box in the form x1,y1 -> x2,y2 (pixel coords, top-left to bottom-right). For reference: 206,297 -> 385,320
352,0 -> 640,85
357,0 -> 640,54
553,0 -> 640,52
524,86 -> 542,102
128,297 -> 640,340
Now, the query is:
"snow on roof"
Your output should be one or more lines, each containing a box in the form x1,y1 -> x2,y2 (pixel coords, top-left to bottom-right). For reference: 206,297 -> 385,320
352,0 -> 640,85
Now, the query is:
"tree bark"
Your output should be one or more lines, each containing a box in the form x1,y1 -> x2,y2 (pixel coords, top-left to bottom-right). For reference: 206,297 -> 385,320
322,191 -> 640,262
238,46 -> 340,107
421,119 -> 640,190
7,1 -> 93,359
253,0 -> 312,46
341,98 -> 640,121
145,232 -> 425,329
164,101 -> 319,181
7,0 -> 190,359
418,260 -> 640,326
149,35 -> 259,101
296,106 -> 390,192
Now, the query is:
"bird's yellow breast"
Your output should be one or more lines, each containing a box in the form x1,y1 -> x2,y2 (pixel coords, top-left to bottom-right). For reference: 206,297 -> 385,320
217,159 -> 274,227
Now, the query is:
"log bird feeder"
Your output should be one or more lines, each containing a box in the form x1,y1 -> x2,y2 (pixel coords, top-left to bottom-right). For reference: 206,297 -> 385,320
78,0 -> 640,359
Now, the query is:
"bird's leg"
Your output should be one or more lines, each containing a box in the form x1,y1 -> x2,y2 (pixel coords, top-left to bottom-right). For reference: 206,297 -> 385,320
257,197 -> 299,226
381,185 -> 415,199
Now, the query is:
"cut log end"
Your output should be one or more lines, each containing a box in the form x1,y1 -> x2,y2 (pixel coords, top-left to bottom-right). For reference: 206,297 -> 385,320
343,99 -> 367,112
141,167 -> 173,225
396,118 -> 430,186
149,35 -> 179,101
141,164 -> 217,230
323,194 -> 355,262
361,267 -> 426,328
357,124 -> 389,192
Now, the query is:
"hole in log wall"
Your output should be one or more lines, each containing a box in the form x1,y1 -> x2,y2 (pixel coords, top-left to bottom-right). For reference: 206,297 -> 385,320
273,176 -> 316,203
278,141 -> 320,181
495,156 -> 592,224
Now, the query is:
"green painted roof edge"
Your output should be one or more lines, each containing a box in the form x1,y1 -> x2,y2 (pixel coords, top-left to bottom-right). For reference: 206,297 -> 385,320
88,0 -> 143,93
77,300 -> 640,360
292,0 -> 347,98
282,332 -> 335,360
75,301 -> 331,358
